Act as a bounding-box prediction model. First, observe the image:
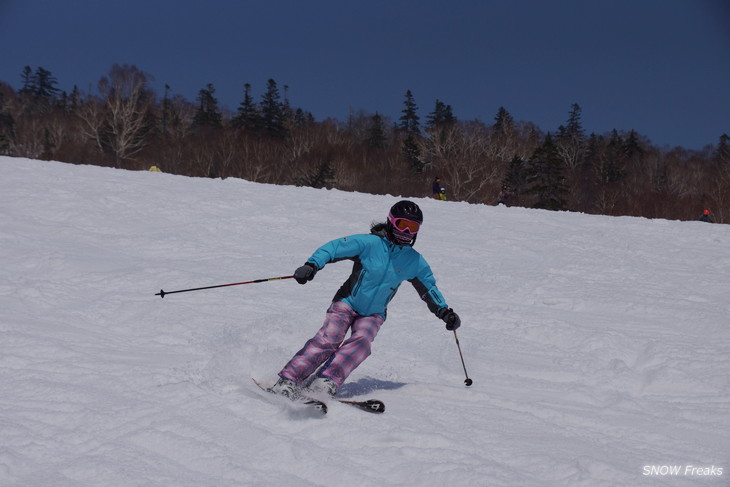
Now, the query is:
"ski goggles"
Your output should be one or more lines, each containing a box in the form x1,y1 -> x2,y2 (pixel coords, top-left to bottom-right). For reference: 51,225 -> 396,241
388,214 -> 421,234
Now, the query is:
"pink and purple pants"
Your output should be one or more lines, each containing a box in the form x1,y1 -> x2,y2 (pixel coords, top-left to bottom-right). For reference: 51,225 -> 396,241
278,301 -> 384,387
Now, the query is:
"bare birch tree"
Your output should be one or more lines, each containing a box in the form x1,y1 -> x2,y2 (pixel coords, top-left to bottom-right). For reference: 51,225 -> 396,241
98,64 -> 154,167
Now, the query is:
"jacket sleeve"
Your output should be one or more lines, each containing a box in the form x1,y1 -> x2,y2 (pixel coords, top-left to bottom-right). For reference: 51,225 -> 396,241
409,256 -> 448,315
306,235 -> 369,270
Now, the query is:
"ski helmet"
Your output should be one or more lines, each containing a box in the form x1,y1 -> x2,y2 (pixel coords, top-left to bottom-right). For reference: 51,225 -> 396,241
386,200 -> 423,246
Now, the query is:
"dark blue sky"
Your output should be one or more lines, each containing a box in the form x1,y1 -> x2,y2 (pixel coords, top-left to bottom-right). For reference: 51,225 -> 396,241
1,0 -> 728,150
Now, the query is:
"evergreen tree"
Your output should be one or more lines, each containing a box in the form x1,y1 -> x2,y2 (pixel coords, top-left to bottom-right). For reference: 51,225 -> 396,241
57,88 -> 74,113
293,108 -> 314,126
399,90 -> 420,135
33,67 -> 60,99
18,66 -> 60,113
623,130 -> 643,159
67,85 -> 81,114
502,156 -> 526,194
713,133 -> 729,164
161,84 -> 171,136
402,133 -> 424,172
556,103 -> 586,169
561,103 -> 584,139
581,132 -> 604,176
525,134 -> 569,210
493,106 -> 515,136
19,66 -> 34,96
399,90 -> 423,171
584,133 -> 603,159
232,83 -> 262,130
603,129 -> 626,183
281,84 -> 293,126
426,99 -> 455,128
192,83 -> 222,128
300,160 -> 336,188
0,91 -> 15,154
260,78 -> 286,137
366,112 -> 387,149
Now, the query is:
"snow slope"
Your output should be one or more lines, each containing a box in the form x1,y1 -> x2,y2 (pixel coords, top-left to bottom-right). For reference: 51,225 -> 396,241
1,156 -> 728,486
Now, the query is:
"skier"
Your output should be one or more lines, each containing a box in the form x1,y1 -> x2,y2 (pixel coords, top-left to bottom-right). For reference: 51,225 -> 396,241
699,209 -> 714,223
432,177 -> 446,200
270,200 -> 461,400
494,186 -> 514,206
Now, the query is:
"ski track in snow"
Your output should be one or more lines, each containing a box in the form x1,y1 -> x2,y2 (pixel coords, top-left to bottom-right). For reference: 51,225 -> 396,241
1,157 -> 728,486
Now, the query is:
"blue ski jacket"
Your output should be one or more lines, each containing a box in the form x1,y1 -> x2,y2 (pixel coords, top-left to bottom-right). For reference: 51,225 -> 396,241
305,227 -> 448,318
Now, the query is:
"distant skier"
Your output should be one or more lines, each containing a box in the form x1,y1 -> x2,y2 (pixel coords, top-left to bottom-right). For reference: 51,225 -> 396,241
493,186 -> 515,206
432,177 -> 447,200
269,200 -> 461,399
699,209 -> 714,223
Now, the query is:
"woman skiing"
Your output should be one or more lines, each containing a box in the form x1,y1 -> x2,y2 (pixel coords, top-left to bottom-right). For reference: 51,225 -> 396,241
270,200 -> 461,399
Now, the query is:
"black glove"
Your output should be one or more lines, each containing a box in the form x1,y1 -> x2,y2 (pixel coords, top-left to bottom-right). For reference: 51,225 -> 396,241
294,263 -> 317,284
437,307 -> 461,331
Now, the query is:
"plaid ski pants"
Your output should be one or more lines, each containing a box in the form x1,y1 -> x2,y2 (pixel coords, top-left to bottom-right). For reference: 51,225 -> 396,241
278,301 -> 384,387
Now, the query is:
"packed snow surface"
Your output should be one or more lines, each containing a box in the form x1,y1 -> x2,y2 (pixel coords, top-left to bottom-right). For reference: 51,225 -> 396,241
1,157 -> 728,486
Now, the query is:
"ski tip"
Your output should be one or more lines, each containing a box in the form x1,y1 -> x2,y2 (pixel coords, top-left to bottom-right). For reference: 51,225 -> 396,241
364,400 -> 386,413
304,400 -> 328,414
337,398 -> 385,413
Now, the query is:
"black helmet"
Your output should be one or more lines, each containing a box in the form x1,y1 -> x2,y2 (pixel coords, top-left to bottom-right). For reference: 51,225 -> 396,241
386,200 -> 423,246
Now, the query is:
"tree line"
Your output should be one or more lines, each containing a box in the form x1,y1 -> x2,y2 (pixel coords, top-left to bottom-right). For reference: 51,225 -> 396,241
1,64 -> 728,223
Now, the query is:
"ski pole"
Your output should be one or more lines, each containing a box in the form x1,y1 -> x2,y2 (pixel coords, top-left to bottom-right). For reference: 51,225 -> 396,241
453,330 -> 473,386
155,275 -> 295,298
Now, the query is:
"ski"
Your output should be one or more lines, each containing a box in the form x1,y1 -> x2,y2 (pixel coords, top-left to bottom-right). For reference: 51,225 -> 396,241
252,378 -> 328,414
252,378 -> 385,414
